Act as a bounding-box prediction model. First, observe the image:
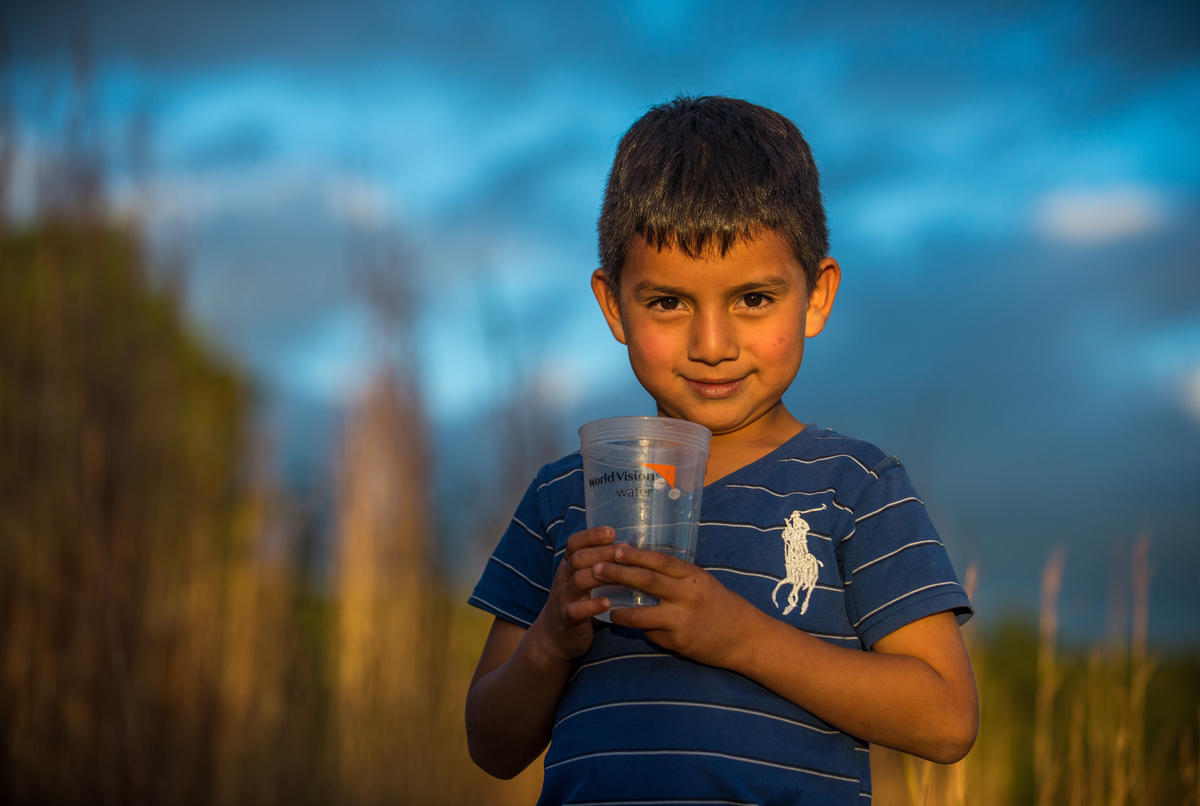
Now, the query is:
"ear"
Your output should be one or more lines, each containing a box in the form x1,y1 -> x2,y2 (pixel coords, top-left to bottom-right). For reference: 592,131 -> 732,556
591,269 -> 628,345
804,257 -> 841,338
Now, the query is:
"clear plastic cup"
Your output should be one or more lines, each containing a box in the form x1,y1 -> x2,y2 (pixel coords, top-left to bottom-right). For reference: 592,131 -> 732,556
579,416 -> 711,619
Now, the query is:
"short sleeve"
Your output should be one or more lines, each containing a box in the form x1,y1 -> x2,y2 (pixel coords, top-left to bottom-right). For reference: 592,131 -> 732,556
467,459 -> 581,628
839,456 -> 972,648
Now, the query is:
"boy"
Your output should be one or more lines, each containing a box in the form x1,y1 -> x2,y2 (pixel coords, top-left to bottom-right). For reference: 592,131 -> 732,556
466,96 -> 977,803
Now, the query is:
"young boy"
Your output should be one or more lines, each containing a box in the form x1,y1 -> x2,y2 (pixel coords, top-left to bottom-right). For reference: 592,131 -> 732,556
466,96 -> 977,803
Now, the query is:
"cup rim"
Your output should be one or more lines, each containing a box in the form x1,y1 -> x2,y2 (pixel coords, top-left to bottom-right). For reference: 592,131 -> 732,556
578,415 -> 712,452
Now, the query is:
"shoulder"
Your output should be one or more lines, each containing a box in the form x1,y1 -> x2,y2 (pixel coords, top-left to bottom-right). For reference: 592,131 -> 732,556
795,425 -> 890,464
530,451 -> 584,491
769,426 -> 898,486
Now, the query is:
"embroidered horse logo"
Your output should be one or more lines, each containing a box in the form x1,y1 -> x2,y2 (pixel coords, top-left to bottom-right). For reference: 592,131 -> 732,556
772,507 -> 825,616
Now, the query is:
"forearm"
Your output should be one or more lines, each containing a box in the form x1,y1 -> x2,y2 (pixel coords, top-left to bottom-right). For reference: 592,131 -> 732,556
728,610 -> 977,763
464,617 -> 573,778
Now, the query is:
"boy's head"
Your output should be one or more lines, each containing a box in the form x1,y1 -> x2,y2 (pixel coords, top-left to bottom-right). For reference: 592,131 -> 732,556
598,95 -> 829,291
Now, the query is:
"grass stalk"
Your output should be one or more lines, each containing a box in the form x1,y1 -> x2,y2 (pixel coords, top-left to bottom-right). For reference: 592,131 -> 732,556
1035,547 -> 1066,806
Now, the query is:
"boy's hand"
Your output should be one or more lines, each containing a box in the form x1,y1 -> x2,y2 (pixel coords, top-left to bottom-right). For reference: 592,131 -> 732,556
529,526 -> 619,666
593,545 -> 760,669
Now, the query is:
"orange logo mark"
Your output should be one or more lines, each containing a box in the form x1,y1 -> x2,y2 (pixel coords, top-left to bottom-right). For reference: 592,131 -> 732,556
639,462 -> 676,488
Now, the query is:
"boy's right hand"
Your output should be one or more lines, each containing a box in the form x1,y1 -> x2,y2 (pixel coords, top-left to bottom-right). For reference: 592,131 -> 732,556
529,526 -> 618,665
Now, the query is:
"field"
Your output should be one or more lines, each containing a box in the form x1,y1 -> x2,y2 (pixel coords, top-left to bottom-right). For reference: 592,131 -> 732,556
2,211 -> 1198,805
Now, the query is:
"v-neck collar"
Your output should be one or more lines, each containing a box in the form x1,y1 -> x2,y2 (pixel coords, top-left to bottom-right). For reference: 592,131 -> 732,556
703,423 -> 824,491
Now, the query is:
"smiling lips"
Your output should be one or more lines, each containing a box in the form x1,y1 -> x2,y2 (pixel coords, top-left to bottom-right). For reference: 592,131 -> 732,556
684,376 -> 747,399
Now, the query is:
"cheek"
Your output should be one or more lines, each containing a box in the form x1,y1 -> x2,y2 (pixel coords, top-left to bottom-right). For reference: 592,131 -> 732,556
758,329 -> 805,370
764,327 -> 803,352
624,324 -> 677,364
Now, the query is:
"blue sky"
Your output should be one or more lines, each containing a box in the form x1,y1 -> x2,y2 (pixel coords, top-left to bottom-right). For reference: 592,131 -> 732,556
8,0 -> 1199,642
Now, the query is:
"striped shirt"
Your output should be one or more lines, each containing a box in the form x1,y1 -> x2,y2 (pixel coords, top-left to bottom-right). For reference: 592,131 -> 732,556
469,425 -> 972,804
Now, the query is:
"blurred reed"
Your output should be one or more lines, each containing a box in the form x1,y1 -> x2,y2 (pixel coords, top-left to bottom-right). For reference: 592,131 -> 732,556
871,535 -> 1198,806
0,208 -> 545,803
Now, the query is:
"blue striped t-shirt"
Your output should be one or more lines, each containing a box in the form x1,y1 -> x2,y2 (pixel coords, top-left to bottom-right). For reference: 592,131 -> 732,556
469,425 -> 972,805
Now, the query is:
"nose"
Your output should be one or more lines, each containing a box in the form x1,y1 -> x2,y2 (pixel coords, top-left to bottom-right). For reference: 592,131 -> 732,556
687,309 -> 739,365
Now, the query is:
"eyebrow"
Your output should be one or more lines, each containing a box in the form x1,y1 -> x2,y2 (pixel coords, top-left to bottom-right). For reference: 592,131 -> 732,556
629,274 -> 796,298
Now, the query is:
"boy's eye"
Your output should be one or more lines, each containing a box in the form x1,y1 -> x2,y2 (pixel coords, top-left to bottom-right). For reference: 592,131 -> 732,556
743,292 -> 769,308
650,296 -> 682,311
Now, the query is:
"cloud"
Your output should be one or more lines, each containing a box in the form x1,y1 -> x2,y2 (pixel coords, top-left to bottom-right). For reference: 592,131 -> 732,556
1033,185 -> 1168,244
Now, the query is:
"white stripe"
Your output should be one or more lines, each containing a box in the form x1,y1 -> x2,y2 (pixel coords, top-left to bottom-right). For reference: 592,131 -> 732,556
853,582 -> 961,628
554,699 -> 839,735
699,521 -> 783,534
544,749 -> 859,783
807,630 -> 861,644
854,496 -> 922,524
568,652 -> 673,682
512,516 -> 543,541
725,484 -> 836,499
702,524 -> 832,543
780,454 -> 876,478
466,596 -> 533,628
851,540 -> 943,576
538,465 -> 582,490
488,555 -> 551,593
832,499 -> 855,515
512,515 -> 556,552
706,566 -> 780,583
707,567 -> 844,597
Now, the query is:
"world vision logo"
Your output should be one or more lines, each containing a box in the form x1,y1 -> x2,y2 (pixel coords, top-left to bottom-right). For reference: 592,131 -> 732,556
585,463 -> 680,499
639,462 -> 676,488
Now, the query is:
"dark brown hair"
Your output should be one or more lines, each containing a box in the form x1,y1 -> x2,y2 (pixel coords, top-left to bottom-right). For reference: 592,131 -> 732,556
598,95 -> 829,290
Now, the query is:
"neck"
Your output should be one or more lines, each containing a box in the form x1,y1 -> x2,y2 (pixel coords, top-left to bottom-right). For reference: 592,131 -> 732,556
703,403 -> 805,485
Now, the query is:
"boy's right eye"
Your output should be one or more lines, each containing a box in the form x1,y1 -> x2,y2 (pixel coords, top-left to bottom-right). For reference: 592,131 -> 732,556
649,296 -> 682,311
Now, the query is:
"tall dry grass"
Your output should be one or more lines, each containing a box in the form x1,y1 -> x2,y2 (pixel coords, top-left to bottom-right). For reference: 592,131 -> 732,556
872,535 -> 1198,806
329,368 -> 542,804
0,211 -> 545,803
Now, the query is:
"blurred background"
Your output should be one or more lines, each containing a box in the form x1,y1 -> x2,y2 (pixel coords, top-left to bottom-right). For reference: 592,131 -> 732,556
2,1 -> 1197,804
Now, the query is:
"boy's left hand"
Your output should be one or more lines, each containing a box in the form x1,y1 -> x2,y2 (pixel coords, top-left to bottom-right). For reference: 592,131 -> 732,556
593,545 -> 759,669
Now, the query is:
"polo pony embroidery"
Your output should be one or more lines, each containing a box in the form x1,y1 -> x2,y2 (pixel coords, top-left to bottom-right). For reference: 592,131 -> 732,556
772,507 -> 825,616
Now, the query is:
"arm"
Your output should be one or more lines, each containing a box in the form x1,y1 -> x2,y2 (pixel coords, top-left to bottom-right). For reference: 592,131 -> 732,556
595,546 -> 978,763
465,527 -> 618,778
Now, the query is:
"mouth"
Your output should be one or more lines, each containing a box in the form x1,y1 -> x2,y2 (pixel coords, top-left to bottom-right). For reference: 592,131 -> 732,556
684,376 -> 747,399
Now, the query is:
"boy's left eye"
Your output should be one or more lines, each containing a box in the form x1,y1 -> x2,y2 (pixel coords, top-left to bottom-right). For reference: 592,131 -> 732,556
742,292 -> 769,308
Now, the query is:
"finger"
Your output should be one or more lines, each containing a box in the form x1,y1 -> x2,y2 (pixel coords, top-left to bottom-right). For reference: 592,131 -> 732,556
564,594 -> 611,623
555,528 -> 617,587
564,526 -> 615,556
607,603 -> 656,630
566,563 -> 619,596
567,542 -> 621,572
609,544 -> 692,577
592,561 -> 667,598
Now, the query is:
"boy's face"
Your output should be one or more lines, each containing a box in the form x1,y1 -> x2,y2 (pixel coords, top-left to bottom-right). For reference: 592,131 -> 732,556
592,230 -> 839,440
